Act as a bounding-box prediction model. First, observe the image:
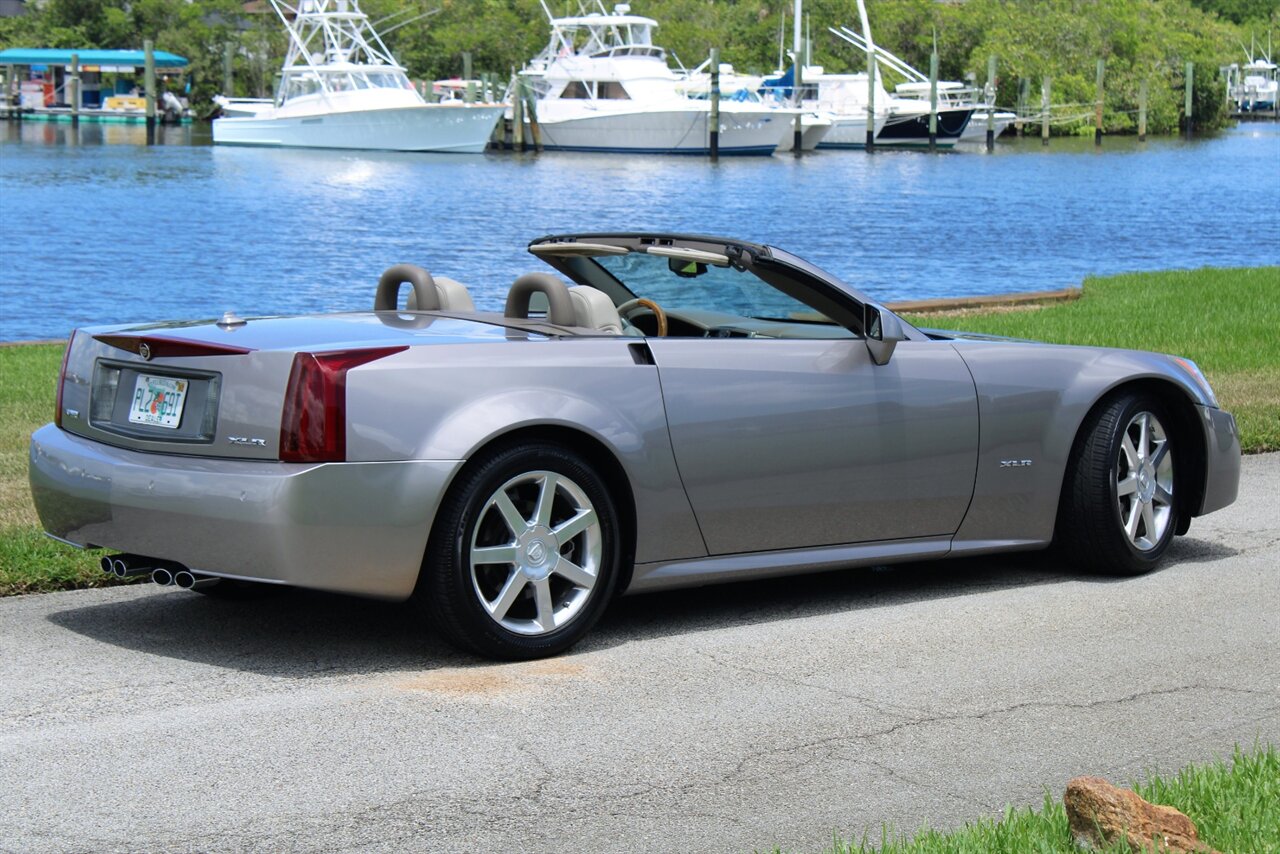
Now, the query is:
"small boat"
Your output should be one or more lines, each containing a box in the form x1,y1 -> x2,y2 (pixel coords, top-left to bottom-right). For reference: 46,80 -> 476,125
516,3 -> 793,155
212,0 -> 504,153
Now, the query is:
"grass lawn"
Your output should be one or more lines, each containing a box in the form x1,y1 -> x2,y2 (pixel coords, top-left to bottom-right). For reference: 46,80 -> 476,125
1,266 -> 1276,595
0,343 -> 115,595
818,743 -> 1278,853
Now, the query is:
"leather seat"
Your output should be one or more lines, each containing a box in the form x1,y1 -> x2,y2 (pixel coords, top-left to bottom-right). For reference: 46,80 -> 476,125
568,286 -> 623,335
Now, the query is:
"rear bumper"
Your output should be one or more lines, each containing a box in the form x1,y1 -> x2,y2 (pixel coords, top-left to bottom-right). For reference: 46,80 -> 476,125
29,424 -> 462,599
1195,405 -> 1240,516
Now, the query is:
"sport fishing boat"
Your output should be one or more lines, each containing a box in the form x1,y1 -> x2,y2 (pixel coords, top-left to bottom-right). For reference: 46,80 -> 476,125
516,3 -> 793,155
212,0 -> 504,153
1228,55 -> 1278,113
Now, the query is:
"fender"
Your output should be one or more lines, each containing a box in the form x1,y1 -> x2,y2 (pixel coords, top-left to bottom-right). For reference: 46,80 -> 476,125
951,341 -> 1211,544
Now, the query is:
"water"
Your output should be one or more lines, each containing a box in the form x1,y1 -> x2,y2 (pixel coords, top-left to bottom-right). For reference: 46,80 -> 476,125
1,120 -> 1277,341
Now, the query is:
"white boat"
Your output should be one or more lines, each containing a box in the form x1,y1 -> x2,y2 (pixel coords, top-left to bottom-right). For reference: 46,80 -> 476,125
213,0 -> 504,153
1228,56 -> 1278,112
517,4 -> 793,155
678,63 -> 832,151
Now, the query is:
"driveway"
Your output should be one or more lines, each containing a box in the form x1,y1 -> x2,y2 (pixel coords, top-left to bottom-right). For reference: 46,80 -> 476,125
2,454 -> 1277,853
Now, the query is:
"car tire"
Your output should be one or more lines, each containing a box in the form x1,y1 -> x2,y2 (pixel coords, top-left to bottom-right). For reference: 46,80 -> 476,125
420,442 -> 622,660
1058,392 -> 1179,575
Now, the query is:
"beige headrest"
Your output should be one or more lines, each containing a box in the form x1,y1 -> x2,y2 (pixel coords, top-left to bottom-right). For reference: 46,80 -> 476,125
407,276 -> 476,312
569,286 -> 623,335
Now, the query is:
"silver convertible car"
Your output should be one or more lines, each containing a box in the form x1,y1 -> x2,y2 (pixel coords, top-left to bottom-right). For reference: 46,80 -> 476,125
30,233 -> 1241,659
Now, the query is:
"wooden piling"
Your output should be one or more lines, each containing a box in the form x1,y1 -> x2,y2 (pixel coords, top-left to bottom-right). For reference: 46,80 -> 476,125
928,45 -> 938,151
524,81 -> 541,151
69,52 -> 79,126
463,52 -> 474,103
1041,76 -> 1051,145
986,55 -> 997,151
1138,79 -> 1148,141
793,39 -> 804,156
144,39 -> 156,145
512,75 -> 524,151
1016,77 -> 1029,135
223,43 -> 234,97
1094,58 -> 1104,145
3,64 -> 14,118
709,48 -> 720,159
865,58 -> 876,151
1184,61 -> 1194,136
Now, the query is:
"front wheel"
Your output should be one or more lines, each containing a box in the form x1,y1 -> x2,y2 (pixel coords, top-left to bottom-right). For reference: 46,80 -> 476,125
420,442 -> 622,660
1058,393 -> 1178,575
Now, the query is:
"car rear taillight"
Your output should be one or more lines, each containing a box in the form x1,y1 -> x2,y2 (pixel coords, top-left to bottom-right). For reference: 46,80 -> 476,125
278,346 -> 407,463
54,330 -> 77,429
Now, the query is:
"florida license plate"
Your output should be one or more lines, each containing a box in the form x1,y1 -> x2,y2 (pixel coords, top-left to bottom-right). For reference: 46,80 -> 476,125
128,374 -> 188,429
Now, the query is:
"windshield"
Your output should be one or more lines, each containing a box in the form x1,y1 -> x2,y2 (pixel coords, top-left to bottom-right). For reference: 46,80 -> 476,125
598,253 -> 822,318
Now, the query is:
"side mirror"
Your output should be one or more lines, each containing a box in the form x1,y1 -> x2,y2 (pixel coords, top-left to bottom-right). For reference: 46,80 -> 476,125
864,305 -> 906,366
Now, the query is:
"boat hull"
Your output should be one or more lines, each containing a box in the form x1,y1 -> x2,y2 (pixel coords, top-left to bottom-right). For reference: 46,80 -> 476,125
212,104 -> 504,153
961,111 -> 1017,143
815,114 -> 887,149
530,106 -> 789,155
877,107 -> 974,148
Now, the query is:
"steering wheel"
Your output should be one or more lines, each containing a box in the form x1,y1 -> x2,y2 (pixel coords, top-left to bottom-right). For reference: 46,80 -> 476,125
617,297 -> 669,337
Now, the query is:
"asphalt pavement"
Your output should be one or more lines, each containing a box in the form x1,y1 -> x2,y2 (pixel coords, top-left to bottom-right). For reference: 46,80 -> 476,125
2,454 -> 1277,853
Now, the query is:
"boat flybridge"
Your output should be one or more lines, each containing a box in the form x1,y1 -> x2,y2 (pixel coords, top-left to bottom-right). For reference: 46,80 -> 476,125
517,3 -> 795,155
212,0 -> 504,152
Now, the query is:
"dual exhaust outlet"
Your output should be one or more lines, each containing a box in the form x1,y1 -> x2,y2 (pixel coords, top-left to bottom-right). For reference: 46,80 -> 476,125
99,554 -> 220,591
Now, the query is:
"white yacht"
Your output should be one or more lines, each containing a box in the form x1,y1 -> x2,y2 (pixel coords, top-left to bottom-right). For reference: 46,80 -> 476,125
517,4 -> 793,155
1229,57 -> 1278,113
213,0 -> 504,153
678,63 -> 832,151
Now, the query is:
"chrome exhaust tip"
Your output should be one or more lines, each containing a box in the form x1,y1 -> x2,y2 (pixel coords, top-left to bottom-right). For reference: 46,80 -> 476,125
174,570 -> 220,591
151,567 -> 174,586
100,556 -> 114,575
110,554 -> 156,579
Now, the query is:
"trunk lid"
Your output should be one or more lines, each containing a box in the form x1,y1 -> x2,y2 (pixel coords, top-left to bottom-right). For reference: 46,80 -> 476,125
56,312 -> 526,460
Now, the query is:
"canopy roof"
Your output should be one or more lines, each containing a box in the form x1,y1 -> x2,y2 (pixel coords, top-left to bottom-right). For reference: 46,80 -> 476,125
0,48 -> 189,68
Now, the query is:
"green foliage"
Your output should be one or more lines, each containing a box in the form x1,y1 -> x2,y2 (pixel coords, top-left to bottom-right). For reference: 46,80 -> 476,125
1191,0 -> 1280,27
0,0 -> 1258,131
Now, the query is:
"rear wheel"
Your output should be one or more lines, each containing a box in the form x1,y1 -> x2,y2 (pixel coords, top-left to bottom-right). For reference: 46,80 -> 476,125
1058,393 -> 1178,575
420,442 -> 621,660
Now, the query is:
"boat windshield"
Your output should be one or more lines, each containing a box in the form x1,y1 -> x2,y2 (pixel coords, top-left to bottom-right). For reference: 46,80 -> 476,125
282,68 -> 412,99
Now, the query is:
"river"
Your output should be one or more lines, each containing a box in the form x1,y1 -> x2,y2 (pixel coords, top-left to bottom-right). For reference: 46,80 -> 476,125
0,119 -> 1276,341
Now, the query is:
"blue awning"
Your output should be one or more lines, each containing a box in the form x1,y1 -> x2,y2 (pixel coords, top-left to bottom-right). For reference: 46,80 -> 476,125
0,48 -> 188,69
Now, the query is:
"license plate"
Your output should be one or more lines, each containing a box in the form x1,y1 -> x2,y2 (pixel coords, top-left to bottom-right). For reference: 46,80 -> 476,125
128,374 -> 188,429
